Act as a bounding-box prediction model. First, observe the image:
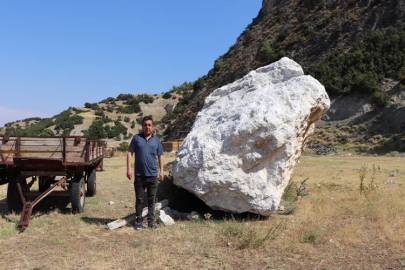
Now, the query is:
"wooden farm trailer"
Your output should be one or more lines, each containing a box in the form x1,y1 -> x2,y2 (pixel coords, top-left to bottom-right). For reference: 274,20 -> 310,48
0,135 -> 105,232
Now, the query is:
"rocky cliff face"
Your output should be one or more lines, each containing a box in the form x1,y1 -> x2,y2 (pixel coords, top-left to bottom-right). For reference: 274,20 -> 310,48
166,0 -> 405,142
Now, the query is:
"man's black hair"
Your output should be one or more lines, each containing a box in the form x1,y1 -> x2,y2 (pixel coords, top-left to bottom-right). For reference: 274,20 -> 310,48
142,115 -> 153,125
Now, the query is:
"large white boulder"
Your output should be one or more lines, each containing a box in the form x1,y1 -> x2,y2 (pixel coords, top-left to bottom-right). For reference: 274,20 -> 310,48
173,57 -> 330,216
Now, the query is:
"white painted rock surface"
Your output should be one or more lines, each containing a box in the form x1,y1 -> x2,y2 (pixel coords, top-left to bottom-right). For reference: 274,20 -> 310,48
172,57 -> 330,216
158,209 -> 175,226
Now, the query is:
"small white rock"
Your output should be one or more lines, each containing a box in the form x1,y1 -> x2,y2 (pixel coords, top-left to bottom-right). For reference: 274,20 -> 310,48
108,201 -> 115,205
158,210 -> 175,226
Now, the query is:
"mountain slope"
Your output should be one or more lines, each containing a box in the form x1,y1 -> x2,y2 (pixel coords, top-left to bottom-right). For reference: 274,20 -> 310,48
165,0 -> 405,146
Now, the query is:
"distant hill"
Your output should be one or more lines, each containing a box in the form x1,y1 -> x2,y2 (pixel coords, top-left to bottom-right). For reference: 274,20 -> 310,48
0,93 -> 179,147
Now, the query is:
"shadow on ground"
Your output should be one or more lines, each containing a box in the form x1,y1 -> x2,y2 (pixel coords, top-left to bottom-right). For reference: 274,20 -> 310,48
81,217 -> 116,226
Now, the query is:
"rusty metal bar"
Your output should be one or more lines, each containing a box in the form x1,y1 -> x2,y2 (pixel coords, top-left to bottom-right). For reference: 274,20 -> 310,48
20,171 -> 66,177
23,191 -> 70,197
18,177 -> 67,233
62,137 -> 66,163
17,135 -> 21,157
0,147 -> 4,164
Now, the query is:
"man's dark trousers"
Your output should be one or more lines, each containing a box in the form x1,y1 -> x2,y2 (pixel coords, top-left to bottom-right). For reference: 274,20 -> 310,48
134,176 -> 158,224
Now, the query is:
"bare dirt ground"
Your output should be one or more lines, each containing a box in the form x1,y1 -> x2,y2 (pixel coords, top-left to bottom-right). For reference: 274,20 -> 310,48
1,153 -> 405,269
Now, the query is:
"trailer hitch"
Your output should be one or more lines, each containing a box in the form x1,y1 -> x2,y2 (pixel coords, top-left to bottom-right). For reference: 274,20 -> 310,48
17,177 -> 67,233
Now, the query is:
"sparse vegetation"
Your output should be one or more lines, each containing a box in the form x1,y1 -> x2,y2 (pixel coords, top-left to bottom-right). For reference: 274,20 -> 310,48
307,27 -> 405,102
1,154 -> 404,268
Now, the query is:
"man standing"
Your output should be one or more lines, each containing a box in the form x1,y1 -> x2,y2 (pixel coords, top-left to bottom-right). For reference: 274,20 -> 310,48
127,115 -> 164,230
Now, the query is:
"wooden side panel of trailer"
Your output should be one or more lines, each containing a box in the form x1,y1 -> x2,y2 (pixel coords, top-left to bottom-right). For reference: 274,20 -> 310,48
0,136 -> 105,165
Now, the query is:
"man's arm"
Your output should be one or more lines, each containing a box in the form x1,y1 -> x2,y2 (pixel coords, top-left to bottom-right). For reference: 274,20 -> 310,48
158,155 -> 164,182
127,151 -> 133,180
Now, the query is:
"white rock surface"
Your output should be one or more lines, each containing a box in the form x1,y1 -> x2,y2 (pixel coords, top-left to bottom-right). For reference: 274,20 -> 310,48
158,209 -> 175,226
173,57 -> 330,216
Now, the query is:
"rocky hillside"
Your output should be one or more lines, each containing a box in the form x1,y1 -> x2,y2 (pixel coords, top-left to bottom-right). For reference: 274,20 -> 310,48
162,0 -> 405,153
0,93 -> 179,147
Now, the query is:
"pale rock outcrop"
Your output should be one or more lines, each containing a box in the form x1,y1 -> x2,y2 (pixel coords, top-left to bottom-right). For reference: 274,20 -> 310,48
173,57 -> 330,216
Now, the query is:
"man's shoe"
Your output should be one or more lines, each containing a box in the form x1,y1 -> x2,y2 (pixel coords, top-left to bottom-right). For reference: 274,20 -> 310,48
135,217 -> 143,230
148,223 -> 159,230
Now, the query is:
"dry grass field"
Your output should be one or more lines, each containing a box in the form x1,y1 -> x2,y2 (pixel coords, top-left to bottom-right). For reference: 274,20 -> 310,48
0,153 -> 405,269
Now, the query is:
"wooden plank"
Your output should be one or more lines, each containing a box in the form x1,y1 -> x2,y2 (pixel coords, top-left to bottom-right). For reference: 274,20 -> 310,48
19,153 -> 63,158
20,146 -> 63,151
66,152 -> 85,157
0,145 -> 16,151
65,157 -> 85,162
107,200 -> 169,230
1,140 -> 18,146
65,146 -> 86,152
19,137 -> 62,142
20,141 -> 63,146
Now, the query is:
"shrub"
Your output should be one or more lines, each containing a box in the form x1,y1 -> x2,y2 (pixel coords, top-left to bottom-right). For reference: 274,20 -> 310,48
100,97 -> 115,104
117,142 -> 129,152
162,92 -> 172,99
84,103 -> 101,111
137,94 -> 154,104
116,94 -> 133,101
370,92 -> 390,107
85,120 -> 107,140
213,58 -> 226,72
306,27 -> 405,97
303,231 -> 319,244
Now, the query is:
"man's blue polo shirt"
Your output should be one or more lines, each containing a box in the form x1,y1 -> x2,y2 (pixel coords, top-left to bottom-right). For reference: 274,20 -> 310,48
128,133 -> 163,177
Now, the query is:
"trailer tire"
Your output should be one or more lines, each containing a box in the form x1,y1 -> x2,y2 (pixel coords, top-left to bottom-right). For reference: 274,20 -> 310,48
87,168 -> 96,197
7,175 -> 23,213
71,175 -> 85,213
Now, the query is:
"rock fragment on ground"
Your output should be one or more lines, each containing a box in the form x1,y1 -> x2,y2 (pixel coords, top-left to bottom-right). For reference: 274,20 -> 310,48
173,57 -> 330,216
157,209 -> 175,226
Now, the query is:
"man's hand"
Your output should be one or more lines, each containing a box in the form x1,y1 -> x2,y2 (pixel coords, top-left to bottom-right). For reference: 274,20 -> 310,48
127,169 -> 133,180
159,172 -> 164,182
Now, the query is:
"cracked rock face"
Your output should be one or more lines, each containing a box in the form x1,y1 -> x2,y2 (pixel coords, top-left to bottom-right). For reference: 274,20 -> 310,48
173,58 -> 330,216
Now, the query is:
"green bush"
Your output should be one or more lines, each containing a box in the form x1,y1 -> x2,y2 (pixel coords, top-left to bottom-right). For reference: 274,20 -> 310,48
213,58 -> 226,72
84,120 -> 107,140
137,94 -> 154,104
117,142 -> 129,152
370,92 -> 390,107
162,92 -> 172,99
100,97 -> 115,104
307,27 -> 405,97
116,94 -> 133,101
84,103 -> 101,111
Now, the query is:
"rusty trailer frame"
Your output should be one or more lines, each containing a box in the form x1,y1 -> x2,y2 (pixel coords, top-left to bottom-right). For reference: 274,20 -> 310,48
0,135 -> 106,232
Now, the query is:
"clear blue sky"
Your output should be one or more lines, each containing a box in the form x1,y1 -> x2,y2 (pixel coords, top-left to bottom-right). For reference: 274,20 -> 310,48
0,0 -> 262,126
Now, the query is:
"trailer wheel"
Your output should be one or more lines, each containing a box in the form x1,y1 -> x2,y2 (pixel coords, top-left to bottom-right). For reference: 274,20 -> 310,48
87,168 -> 96,197
7,175 -> 23,213
71,175 -> 85,213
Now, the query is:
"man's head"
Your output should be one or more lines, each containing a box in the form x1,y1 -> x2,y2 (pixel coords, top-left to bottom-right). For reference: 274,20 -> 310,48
142,115 -> 154,137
